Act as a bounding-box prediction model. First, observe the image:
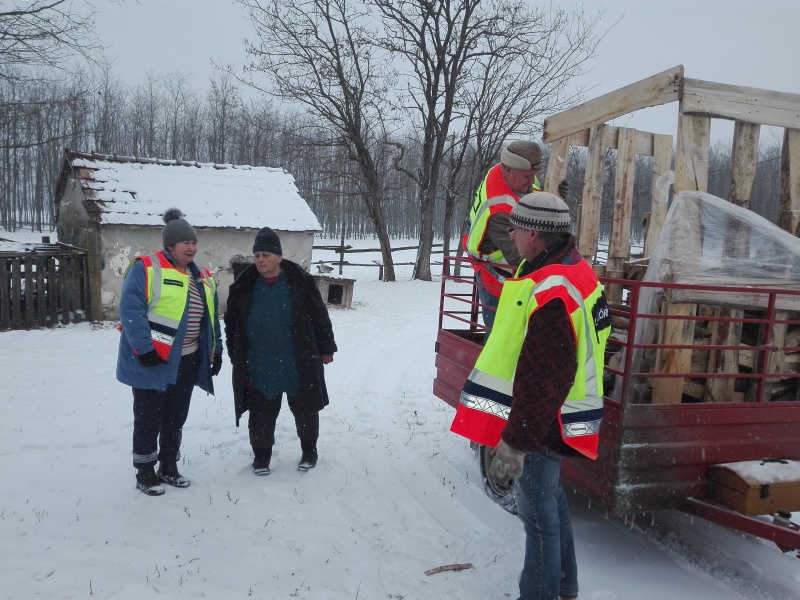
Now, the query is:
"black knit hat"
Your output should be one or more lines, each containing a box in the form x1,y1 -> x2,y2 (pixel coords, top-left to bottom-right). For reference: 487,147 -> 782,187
510,192 -> 572,233
162,208 -> 198,247
252,227 -> 283,255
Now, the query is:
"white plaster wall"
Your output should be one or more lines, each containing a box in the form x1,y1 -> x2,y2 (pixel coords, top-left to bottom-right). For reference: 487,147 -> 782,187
99,227 -> 315,320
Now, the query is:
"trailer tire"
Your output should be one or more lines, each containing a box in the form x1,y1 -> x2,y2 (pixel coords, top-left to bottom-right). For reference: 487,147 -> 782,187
476,443 -> 518,514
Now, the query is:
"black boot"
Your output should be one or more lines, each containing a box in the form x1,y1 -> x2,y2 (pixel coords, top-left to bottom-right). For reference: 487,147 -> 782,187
298,440 -> 318,472
136,466 -> 165,496
157,462 -> 191,488
252,447 -> 272,476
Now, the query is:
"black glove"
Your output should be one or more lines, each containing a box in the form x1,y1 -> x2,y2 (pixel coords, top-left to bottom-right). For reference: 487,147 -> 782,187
558,179 -> 570,200
137,349 -> 165,367
211,354 -> 223,376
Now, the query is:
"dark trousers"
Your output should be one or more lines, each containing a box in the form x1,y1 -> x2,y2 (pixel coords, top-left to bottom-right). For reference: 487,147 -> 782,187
132,351 -> 199,469
246,385 -> 319,451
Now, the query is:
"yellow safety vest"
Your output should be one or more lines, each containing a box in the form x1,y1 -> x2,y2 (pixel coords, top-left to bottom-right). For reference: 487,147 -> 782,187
451,258 -> 610,459
463,163 -> 541,296
129,251 -> 217,361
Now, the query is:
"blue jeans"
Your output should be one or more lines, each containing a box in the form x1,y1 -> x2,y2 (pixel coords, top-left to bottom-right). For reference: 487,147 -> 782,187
516,447 -> 578,600
476,271 -> 499,332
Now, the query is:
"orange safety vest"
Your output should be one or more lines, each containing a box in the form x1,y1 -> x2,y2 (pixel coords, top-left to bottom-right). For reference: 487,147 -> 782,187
126,251 -> 217,361
463,163 -> 541,297
451,258 -> 610,459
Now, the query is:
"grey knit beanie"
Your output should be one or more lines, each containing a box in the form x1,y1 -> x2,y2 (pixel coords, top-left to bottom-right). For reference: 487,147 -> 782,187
252,227 -> 283,256
510,192 -> 572,233
161,208 -> 198,247
500,141 -> 543,170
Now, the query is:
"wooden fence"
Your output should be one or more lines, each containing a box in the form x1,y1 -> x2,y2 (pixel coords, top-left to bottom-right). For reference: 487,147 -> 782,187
313,243 -> 443,280
0,239 -> 90,331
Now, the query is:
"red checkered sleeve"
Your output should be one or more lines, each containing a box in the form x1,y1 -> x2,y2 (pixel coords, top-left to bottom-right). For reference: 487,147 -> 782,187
501,299 -> 578,453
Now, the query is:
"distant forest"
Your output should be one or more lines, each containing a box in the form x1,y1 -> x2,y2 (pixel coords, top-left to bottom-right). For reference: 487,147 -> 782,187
0,0 -> 786,282
0,64 -> 785,239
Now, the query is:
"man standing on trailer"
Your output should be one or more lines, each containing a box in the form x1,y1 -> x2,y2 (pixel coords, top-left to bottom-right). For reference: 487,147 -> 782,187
463,141 -> 569,330
452,192 -> 611,600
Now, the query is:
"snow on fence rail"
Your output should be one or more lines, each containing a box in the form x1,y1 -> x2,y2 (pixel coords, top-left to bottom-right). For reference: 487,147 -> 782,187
313,242 -> 444,280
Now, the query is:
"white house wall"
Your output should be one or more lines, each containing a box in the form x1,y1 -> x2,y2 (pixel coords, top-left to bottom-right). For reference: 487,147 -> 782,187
55,179 -> 92,248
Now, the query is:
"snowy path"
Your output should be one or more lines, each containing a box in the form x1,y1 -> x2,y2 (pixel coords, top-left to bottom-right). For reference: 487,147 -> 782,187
0,271 -> 798,599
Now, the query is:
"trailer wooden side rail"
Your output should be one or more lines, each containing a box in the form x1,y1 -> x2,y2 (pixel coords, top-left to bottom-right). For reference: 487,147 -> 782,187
434,256 -> 800,552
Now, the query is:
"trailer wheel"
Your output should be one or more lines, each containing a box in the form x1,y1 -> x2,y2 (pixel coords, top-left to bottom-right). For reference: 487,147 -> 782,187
476,443 -> 518,514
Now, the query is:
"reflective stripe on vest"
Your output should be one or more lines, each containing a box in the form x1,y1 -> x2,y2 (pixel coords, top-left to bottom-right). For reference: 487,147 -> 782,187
463,163 -> 541,296
450,258 -> 610,459
126,252 -> 217,361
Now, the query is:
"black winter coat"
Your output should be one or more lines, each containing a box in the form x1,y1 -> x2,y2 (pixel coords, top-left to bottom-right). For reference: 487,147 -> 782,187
224,260 -> 338,426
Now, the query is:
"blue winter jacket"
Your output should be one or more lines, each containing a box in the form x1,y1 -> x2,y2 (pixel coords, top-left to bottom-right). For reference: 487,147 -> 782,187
116,249 -> 223,393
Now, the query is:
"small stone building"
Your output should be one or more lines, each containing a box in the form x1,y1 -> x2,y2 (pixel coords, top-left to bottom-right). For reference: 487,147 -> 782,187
53,149 -> 322,320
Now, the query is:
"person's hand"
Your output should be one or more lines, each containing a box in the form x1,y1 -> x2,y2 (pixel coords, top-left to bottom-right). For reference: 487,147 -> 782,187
211,354 -> 223,376
137,349 -> 165,367
321,354 -> 334,365
558,179 -> 570,200
489,439 -> 526,486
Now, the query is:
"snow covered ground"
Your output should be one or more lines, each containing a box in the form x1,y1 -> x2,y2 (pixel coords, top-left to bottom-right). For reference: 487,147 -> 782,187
1,230 -> 799,600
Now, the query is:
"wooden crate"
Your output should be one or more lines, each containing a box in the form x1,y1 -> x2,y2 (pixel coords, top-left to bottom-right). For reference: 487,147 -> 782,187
707,459 -> 800,516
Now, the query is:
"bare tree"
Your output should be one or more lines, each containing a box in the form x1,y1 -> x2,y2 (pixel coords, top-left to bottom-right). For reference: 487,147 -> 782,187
441,3 -> 605,263
128,72 -> 165,158
0,0 -> 99,82
89,58 -> 128,154
206,72 -> 241,163
160,70 -> 195,160
375,0 -> 604,280
239,0 -> 399,280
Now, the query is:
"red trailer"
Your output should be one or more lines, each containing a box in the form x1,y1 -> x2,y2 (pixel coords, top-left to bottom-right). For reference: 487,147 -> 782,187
434,255 -> 800,554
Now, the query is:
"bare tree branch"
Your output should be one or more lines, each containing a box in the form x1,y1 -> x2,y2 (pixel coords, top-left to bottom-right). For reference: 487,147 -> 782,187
0,0 -> 100,82
239,0 -> 400,280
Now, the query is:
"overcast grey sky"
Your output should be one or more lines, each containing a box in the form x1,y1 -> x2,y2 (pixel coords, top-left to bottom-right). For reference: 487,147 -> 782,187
92,0 -> 800,141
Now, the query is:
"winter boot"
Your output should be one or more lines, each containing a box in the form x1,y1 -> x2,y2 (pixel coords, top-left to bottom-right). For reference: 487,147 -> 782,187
156,462 -> 191,488
298,440 -> 318,472
252,447 -> 272,476
136,466 -> 165,496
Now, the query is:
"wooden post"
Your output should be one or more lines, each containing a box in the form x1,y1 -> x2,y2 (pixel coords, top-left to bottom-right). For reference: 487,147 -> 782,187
674,113 -> 710,193
11,258 -> 22,328
47,257 -> 58,327
35,256 -> 46,328
643,134 -> 673,257
544,136 -> 570,194
779,128 -> 800,235
86,224 -> 104,323
605,127 -> 637,303
652,111 -> 710,404
338,228 -> 345,276
24,256 -> 34,326
60,257 -> 70,325
705,121 -> 759,402
0,258 -> 9,330
577,124 -> 608,261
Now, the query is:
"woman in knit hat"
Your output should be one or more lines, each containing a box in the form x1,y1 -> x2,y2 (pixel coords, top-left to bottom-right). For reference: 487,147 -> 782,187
116,208 -> 223,496
224,227 -> 337,476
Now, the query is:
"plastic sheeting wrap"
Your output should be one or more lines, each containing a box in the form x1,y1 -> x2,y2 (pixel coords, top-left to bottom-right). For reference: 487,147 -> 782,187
644,191 -> 800,293
620,191 -> 800,403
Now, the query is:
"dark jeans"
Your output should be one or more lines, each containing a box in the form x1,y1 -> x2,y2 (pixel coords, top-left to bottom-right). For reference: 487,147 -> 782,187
476,270 -> 500,331
132,351 -> 199,469
516,447 -> 578,600
246,385 -> 319,450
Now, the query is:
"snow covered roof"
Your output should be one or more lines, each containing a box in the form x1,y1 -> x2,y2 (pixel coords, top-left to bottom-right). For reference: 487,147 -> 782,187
56,150 -> 322,232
